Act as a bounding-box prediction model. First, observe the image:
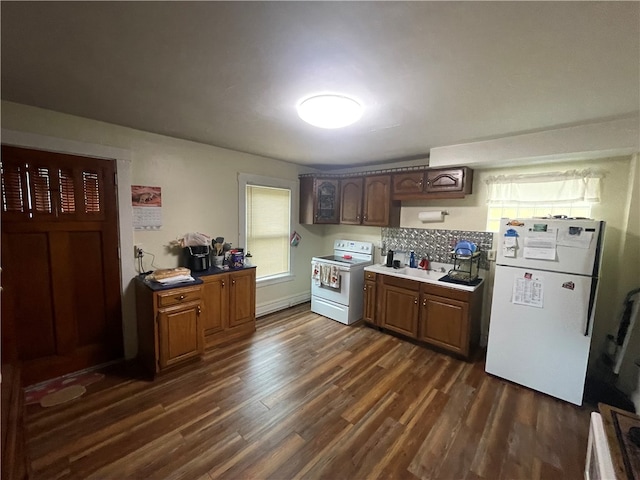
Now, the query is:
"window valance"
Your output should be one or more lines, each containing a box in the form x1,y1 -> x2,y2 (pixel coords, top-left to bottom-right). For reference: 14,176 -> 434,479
485,169 -> 605,204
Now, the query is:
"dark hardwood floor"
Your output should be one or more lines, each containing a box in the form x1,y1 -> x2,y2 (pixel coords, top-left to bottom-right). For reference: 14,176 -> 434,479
24,303 -> 594,479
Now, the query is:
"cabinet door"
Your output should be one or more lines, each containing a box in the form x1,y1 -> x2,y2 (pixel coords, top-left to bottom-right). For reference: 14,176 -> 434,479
363,175 -> 392,226
363,279 -> 377,324
419,294 -> 469,356
381,285 -> 419,338
392,171 -> 425,195
202,274 -> 229,336
340,177 -> 363,224
157,301 -> 203,370
314,178 -> 340,224
424,168 -> 465,194
229,269 -> 256,328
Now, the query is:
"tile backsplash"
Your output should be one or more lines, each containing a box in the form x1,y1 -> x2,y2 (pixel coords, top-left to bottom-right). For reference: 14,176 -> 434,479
381,227 -> 494,270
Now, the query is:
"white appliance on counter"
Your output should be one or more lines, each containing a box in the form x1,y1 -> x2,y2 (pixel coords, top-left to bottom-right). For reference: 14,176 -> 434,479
486,217 -> 605,405
311,240 -> 374,325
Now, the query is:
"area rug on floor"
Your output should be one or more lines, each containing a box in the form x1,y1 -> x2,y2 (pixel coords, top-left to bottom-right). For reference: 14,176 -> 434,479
25,371 -> 104,407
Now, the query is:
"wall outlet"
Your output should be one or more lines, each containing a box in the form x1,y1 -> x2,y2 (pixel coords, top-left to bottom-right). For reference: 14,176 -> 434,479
487,250 -> 496,261
134,244 -> 144,258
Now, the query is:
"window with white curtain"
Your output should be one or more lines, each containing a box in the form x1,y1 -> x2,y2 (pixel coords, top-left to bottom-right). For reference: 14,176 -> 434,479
485,169 -> 604,232
239,174 -> 295,283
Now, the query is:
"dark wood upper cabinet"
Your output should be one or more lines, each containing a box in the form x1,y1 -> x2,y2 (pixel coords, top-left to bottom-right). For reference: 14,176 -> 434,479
362,175 -> 400,227
392,167 -> 473,200
299,177 -> 340,224
339,177 -> 363,224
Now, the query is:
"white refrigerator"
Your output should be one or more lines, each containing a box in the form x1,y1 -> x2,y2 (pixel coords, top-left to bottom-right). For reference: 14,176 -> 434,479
485,218 -> 605,405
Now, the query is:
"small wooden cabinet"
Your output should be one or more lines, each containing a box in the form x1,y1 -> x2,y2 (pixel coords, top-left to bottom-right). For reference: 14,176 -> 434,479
340,177 -> 363,224
201,268 -> 256,348
380,276 -> 419,338
419,291 -> 469,357
392,167 -> 473,200
136,283 -> 204,376
362,175 -> 400,227
299,177 -> 340,224
363,271 -> 377,324
367,271 -> 483,359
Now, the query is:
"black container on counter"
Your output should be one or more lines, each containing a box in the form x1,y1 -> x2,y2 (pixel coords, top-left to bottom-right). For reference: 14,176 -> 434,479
185,245 -> 210,272
385,249 -> 394,267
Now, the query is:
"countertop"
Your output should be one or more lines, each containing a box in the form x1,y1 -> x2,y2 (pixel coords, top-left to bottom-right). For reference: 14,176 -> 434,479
136,265 -> 256,292
365,263 -> 484,292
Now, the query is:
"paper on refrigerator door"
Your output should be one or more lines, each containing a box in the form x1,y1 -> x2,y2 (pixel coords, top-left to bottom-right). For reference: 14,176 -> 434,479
523,230 -> 557,260
502,236 -> 517,257
512,275 -> 544,308
556,228 -> 593,248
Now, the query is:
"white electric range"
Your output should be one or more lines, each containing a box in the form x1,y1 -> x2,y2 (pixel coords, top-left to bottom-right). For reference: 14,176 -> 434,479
311,239 -> 374,325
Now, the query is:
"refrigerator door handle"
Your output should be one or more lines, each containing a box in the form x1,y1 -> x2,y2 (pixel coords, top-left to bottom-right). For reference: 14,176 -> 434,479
584,277 -> 599,336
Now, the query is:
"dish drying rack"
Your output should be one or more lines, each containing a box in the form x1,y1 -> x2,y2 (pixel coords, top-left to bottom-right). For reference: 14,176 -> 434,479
448,250 -> 481,283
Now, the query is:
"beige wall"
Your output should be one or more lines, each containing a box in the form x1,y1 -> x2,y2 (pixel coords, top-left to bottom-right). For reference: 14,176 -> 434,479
1,101 -> 325,359
325,156 -> 640,392
3,100 -> 639,394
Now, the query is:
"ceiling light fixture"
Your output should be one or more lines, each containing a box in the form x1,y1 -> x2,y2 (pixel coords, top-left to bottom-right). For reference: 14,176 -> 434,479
297,94 -> 363,129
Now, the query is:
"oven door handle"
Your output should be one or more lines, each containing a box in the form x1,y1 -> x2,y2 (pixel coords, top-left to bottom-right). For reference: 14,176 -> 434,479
317,267 -> 350,273
314,263 -> 350,273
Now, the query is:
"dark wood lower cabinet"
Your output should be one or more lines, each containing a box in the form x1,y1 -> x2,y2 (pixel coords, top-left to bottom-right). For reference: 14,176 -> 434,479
136,268 -> 257,376
380,277 -> 419,338
363,272 -> 377,324
201,268 -> 256,348
419,293 -> 469,357
136,283 -> 204,376
366,272 -> 483,359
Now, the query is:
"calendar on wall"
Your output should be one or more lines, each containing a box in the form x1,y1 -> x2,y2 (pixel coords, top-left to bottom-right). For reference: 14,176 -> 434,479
132,185 -> 162,230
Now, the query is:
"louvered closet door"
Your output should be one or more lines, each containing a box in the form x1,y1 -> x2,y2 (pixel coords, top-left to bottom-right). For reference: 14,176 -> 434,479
1,145 -> 123,385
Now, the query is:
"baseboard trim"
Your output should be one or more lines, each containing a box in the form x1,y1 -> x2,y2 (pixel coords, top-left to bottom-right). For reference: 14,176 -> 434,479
257,292 -> 310,318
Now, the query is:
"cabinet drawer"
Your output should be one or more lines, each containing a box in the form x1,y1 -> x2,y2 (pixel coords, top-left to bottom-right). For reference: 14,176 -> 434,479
421,283 -> 471,302
382,274 -> 419,291
157,286 -> 202,308
365,271 -> 376,281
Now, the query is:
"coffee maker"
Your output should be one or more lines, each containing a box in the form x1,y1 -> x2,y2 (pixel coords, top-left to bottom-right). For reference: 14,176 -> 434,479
184,245 -> 210,271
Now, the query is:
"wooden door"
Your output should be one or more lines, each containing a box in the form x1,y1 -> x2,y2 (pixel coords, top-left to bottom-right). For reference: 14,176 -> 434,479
419,294 -> 469,356
392,171 -> 425,195
363,175 -> 392,226
157,302 -> 202,369
381,284 -> 419,338
202,274 -> 229,336
1,145 -> 123,384
229,269 -> 255,328
313,178 -> 340,224
339,177 -> 363,224
424,168 -> 466,194
363,279 -> 377,324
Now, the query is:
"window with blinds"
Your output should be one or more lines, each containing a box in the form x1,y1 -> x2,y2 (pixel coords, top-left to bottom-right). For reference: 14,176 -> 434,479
1,158 -> 105,220
245,184 -> 291,279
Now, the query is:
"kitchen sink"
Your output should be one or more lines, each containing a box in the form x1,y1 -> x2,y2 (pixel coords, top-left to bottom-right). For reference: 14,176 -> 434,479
401,268 -> 443,280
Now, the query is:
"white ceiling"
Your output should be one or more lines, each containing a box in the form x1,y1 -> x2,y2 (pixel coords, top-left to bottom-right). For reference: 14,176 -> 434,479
2,2 -> 639,170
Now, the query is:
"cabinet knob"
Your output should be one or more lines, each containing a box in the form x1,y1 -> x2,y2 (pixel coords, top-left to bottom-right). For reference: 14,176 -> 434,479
197,305 -> 201,315
423,300 -> 427,306
222,280 -> 225,288
364,214 -> 368,221
363,285 -> 367,291
414,298 -> 418,304
232,279 -> 236,286
177,294 -> 186,300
